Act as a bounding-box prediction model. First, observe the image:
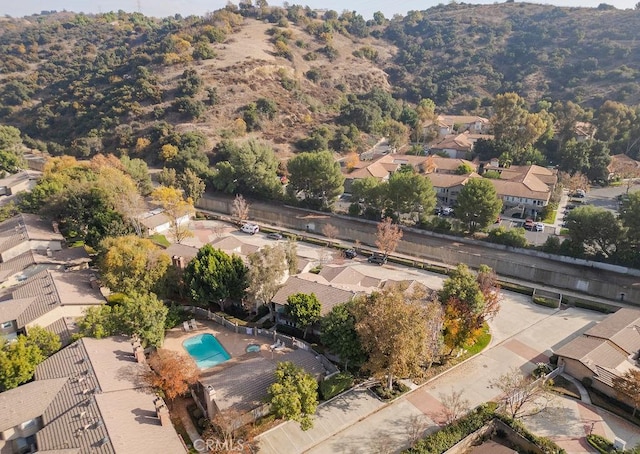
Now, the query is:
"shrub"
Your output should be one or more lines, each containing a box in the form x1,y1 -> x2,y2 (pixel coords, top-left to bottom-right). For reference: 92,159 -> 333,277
372,381 -> 410,401
533,296 -> 559,308
486,226 -> 527,248
319,372 -> 354,400
587,434 -> 613,454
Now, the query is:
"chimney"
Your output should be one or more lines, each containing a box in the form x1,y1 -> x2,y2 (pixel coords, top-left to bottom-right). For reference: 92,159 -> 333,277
46,247 -> 52,257
172,255 -> 186,269
134,345 -> 146,364
157,404 -> 171,426
52,221 -> 59,233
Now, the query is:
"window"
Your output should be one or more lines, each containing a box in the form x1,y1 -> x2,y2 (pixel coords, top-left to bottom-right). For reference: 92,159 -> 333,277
1,321 -> 12,329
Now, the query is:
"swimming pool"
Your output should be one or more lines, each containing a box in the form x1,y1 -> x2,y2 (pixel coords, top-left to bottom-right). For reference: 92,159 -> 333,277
183,333 -> 231,369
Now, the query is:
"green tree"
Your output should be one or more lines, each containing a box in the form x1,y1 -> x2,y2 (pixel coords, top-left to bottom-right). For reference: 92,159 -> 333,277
120,156 -> 154,196
178,168 -> 206,204
287,150 -> 345,209
619,191 -> 640,246
455,178 -> 502,232
246,244 -> 287,316
184,245 -> 248,311
385,171 -> 436,217
455,163 -> 474,175
353,286 -> 440,390
321,302 -> 365,369
267,361 -> 318,430
98,235 -> 171,296
613,369 -> 640,417
76,293 -> 168,347
350,177 -> 384,210
0,125 -> 25,174
439,264 -> 485,316
286,293 -> 322,339
491,93 -> 549,149
118,292 -> 168,347
0,336 -> 45,391
565,205 -> 623,258
24,326 -> 61,357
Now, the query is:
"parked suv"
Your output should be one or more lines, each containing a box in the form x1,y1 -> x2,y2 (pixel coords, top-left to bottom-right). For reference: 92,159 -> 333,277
344,248 -> 357,259
367,253 -> 387,265
241,223 -> 259,235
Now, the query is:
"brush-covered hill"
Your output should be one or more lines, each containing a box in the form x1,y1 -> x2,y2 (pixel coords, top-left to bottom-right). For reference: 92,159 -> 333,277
0,3 -> 639,162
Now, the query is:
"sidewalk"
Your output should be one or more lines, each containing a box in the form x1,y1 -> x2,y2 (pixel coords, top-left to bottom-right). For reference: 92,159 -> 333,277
256,388 -> 384,454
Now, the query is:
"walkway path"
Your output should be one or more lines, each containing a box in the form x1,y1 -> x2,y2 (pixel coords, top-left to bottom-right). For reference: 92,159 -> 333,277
561,372 -> 592,405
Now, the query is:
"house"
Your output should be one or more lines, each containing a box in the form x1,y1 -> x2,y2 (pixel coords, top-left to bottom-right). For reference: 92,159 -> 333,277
425,156 -> 478,175
0,213 -> 64,264
0,171 -> 39,206
297,266 -> 382,293
607,154 -> 640,181
138,208 -> 192,237
164,243 -> 200,270
194,349 -> 327,423
483,164 -> 558,217
574,122 -> 596,142
555,308 -> 640,400
430,132 -> 475,159
343,154 -> 398,193
0,269 -> 105,345
209,236 -> 259,258
426,172 -> 482,207
426,115 -> 490,137
0,336 -> 186,454
271,276 -> 356,324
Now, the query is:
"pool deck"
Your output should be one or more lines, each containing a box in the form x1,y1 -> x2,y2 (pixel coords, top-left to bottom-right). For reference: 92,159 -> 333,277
163,318 -> 291,371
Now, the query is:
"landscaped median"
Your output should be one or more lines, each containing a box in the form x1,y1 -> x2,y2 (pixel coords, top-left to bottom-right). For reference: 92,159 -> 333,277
404,402 -> 564,454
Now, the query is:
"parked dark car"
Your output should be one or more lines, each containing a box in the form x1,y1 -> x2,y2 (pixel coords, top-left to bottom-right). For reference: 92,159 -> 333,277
367,253 -> 387,265
266,232 -> 283,240
344,249 -> 357,259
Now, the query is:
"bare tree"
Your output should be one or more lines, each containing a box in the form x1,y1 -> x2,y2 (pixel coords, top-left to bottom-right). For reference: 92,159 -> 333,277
406,414 -> 431,446
321,223 -> 338,241
613,369 -> 640,417
490,368 -> 553,419
247,245 -> 287,317
559,171 -> 589,193
211,224 -> 226,239
231,194 -> 250,225
439,389 -> 470,424
375,217 -> 403,258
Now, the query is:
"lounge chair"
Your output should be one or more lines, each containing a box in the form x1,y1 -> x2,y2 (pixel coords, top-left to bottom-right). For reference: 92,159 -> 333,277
270,339 -> 282,350
189,319 -> 197,330
182,321 -> 190,332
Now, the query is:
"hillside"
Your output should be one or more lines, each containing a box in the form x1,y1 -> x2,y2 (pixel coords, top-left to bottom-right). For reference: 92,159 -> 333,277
0,4 -> 639,161
384,3 -> 640,110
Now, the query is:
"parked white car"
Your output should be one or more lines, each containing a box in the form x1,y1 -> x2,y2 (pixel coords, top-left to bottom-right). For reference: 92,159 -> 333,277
241,223 -> 259,235
534,222 -> 544,232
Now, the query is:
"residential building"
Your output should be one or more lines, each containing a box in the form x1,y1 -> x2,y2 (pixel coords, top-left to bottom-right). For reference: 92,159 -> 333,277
138,208 -> 192,237
0,336 -> 186,454
607,154 -> 640,181
194,349 -> 327,424
555,308 -> 640,401
430,132 -> 474,159
426,172 -> 482,207
0,171 -> 39,206
271,276 -> 356,325
209,236 -> 259,259
0,213 -> 64,264
0,269 -> 105,345
430,115 -> 491,136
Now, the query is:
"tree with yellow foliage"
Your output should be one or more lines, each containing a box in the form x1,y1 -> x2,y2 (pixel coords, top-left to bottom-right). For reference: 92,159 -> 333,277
151,186 -> 195,243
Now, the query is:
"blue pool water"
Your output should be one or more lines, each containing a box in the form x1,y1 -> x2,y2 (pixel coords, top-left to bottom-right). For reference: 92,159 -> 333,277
183,334 -> 231,369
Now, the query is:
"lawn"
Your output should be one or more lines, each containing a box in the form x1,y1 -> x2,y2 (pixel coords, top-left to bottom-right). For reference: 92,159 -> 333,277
151,233 -> 171,247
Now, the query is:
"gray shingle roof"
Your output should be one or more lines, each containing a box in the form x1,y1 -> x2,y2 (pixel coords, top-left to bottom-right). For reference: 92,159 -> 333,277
6,269 -> 105,328
34,337 -> 185,454
0,378 -> 68,432
585,308 -> 640,354
200,349 -> 326,413
272,276 -> 356,315
0,213 -> 63,255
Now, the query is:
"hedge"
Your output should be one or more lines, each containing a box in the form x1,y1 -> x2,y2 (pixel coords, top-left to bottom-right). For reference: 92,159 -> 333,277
586,434 -> 613,454
405,403 -> 497,453
319,372 -> 354,400
533,296 -> 560,308
494,415 -> 565,454
500,281 -> 535,296
562,296 -> 617,314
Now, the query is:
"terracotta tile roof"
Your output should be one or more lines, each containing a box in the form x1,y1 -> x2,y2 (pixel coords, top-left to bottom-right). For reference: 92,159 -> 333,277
555,336 -> 626,372
0,377 -> 68,432
200,349 -> 326,413
608,154 -> 640,174
437,115 -> 489,127
164,243 -> 199,262
429,156 -> 477,173
426,172 -> 481,189
431,133 -> 473,152
272,276 -> 356,315
44,317 -> 74,347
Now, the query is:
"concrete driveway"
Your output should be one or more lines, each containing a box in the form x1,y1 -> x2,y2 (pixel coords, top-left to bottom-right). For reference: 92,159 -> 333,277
255,292 -> 611,454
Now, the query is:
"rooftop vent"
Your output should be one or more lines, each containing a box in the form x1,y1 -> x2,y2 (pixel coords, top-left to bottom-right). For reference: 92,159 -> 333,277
97,436 -> 110,447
